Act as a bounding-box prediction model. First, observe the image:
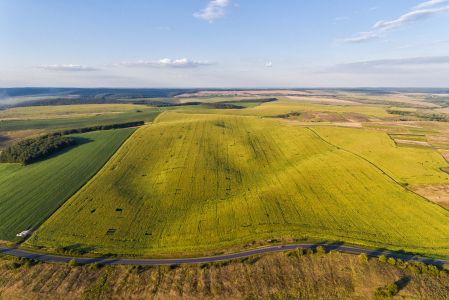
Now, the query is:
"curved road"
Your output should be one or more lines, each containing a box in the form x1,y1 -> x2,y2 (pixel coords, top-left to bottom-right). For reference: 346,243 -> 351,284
1,244 -> 448,266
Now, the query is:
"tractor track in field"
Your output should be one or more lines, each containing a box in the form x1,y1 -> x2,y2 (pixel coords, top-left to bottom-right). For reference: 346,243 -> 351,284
1,243 -> 448,266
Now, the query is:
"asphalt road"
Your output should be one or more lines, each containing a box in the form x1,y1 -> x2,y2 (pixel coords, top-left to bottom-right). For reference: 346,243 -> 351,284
1,243 -> 448,266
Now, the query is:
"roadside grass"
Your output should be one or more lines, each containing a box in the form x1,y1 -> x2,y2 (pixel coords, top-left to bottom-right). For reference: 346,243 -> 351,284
0,128 -> 135,240
27,112 -> 449,258
1,251 -> 449,299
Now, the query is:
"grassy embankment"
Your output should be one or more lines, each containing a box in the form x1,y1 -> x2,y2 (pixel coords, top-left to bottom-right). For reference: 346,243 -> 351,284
1,250 -> 449,299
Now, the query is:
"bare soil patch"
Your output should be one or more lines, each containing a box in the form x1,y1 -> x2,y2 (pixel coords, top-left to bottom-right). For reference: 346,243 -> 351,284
412,184 -> 449,210
395,139 -> 431,147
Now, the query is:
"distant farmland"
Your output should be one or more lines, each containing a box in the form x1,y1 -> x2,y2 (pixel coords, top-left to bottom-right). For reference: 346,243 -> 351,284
28,112 -> 449,258
0,128 -> 135,241
0,106 -> 159,132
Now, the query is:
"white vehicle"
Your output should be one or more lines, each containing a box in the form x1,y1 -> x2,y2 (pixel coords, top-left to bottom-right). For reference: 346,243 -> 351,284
16,230 -> 31,238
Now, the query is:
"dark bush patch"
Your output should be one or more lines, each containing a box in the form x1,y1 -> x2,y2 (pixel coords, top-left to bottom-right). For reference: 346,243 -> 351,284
0,135 -> 76,165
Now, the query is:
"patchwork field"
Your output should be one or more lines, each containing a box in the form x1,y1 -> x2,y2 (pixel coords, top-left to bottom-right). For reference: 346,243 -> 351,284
311,126 -> 449,186
28,112 -> 449,257
0,128 -> 135,241
182,97 -> 395,120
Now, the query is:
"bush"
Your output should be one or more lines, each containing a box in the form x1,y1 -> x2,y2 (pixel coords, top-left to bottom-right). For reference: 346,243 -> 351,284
296,248 -> 305,256
387,257 -> 396,266
68,259 -> 78,267
378,255 -> 387,263
375,283 -> 398,299
375,283 -> 399,298
0,135 -> 76,165
315,246 -> 326,255
359,253 -> 369,263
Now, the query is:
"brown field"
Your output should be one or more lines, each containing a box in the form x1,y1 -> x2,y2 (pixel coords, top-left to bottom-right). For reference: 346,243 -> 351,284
0,129 -> 44,149
1,252 -> 449,299
395,139 -> 431,147
286,95 -> 359,105
412,184 -> 449,210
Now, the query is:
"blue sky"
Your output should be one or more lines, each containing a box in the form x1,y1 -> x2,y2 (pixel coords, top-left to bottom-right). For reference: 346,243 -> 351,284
1,0 -> 449,87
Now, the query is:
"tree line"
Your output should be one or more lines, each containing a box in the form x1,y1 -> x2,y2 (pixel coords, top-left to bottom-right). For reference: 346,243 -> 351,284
0,121 -> 144,165
0,135 -> 76,165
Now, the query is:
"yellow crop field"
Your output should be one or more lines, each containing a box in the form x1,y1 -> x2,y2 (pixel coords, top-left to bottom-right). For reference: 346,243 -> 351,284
28,112 -> 449,257
312,126 -> 449,186
182,98 -> 393,119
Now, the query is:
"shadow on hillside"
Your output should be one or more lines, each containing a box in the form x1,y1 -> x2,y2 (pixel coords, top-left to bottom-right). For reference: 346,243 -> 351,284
396,276 -> 411,291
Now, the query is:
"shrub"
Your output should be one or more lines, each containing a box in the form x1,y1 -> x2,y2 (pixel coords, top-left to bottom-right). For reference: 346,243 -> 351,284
387,257 -> 396,266
427,265 -> 440,276
315,246 -> 326,255
359,253 -> 369,263
0,135 -> 76,165
378,255 -> 387,263
68,259 -> 78,267
305,249 -> 314,255
375,283 -> 398,299
329,249 -> 340,255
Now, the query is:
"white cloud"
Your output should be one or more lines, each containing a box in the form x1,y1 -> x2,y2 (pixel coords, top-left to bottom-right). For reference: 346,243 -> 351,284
414,0 -> 449,9
265,61 -> 273,68
37,64 -> 99,71
343,1 -> 449,43
120,58 -> 214,68
342,31 -> 379,43
193,0 -> 230,22
328,56 -> 449,73
373,5 -> 449,31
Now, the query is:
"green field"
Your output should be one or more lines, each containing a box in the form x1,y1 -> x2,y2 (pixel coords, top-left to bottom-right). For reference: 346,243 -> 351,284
28,112 -> 449,257
0,128 -> 135,241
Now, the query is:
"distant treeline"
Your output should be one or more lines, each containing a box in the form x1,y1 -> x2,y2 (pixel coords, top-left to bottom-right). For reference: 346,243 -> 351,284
386,109 -> 415,116
47,121 -> 145,137
387,109 -> 449,122
0,121 -> 144,165
0,135 -> 76,165
273,112 -> 301,119
0,88 -> 195,100
12,97 -> 205,108
206,98 -> 278,109
216,97 -> 277,104
207,103 -> 245,109
12,95 -> 278,109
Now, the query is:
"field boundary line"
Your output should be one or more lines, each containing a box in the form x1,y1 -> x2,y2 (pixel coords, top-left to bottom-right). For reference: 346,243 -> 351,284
306,127 -> 449,211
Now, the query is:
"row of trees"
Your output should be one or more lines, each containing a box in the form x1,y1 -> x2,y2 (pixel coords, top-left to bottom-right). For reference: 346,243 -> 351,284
0,135 -> 76,165
51,121 -> 144,136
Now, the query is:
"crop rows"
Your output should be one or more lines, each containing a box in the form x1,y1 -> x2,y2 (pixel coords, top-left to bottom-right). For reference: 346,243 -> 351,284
28,113 -> 449,257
